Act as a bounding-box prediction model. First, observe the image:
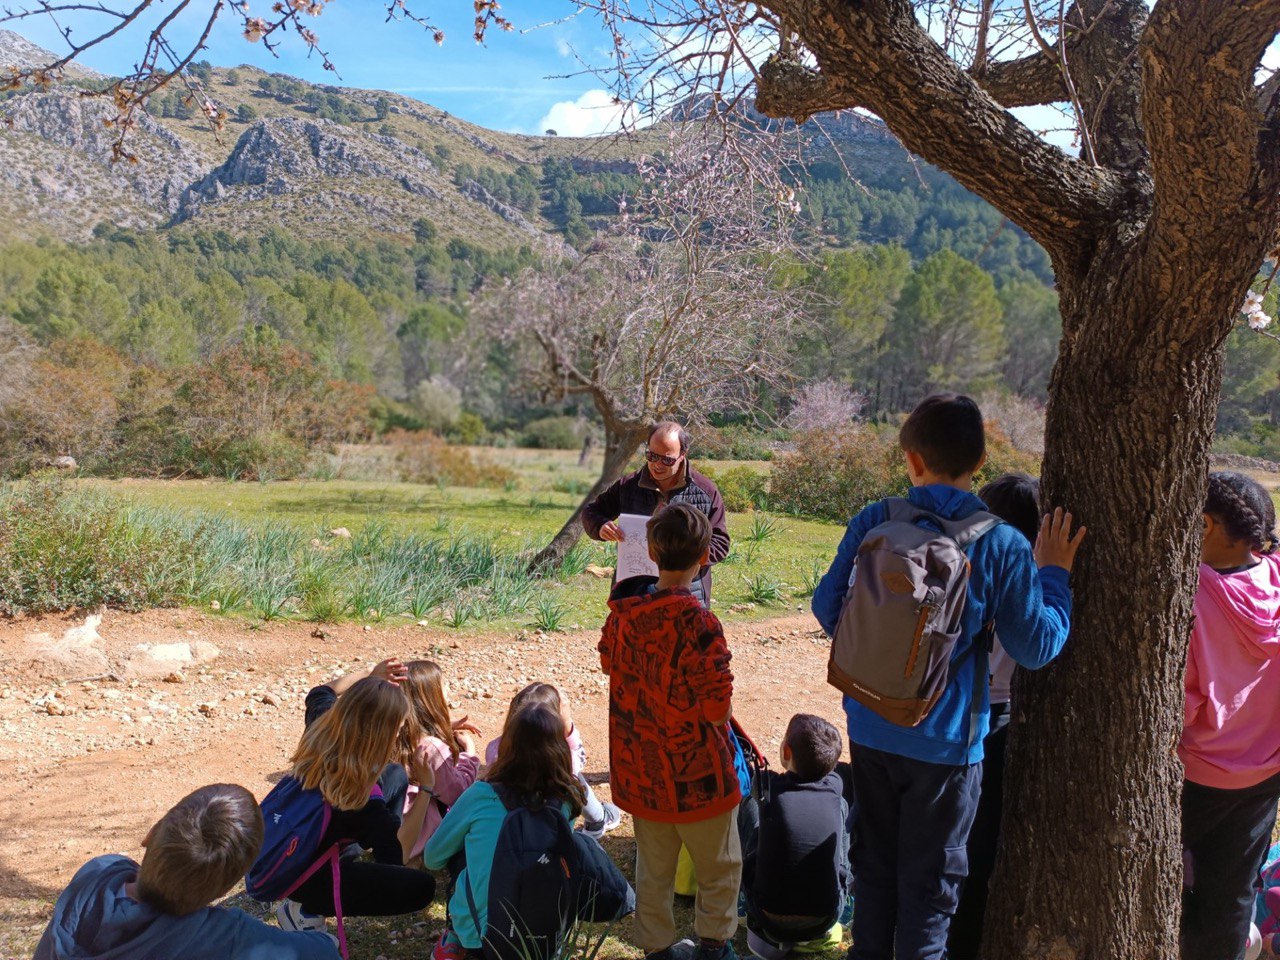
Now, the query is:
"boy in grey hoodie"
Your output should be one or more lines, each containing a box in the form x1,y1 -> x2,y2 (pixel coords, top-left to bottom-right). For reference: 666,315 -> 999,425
35,783 -> 337,960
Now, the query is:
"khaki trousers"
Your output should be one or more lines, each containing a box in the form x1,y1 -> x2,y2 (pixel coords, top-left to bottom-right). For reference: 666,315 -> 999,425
632,807 -> 743,951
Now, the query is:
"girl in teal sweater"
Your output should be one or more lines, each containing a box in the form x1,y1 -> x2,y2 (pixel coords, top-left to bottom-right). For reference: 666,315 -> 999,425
424,704 -> 586,960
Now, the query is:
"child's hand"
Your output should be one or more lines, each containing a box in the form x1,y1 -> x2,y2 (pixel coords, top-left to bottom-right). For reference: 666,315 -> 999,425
371,658 -> 408,686
456,729 -> 477,755
1034,507 -> 1087,572
409,744 -> 437,790
452,714 -> 482,736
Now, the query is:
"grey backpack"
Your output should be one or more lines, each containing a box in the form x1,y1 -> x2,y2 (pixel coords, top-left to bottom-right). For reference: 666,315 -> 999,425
827,499 -> 1001,728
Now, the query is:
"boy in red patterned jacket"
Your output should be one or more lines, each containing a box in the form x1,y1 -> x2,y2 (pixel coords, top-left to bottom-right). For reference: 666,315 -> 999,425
599,503 -> 742,960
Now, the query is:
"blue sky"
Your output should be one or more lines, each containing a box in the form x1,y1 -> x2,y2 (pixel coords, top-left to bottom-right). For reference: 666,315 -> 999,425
9,1 -> 630,136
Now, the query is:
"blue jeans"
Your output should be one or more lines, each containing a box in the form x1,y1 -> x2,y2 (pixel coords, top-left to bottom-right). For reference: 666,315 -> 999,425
849,745 -> 982,960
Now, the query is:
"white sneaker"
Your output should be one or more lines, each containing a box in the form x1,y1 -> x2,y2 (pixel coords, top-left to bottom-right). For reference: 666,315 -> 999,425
582,802 -> 625,840
276,898 -> 326,932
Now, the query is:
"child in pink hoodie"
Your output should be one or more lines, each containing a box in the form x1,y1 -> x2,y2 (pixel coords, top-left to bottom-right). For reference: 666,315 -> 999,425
1181,471 -> 1280,960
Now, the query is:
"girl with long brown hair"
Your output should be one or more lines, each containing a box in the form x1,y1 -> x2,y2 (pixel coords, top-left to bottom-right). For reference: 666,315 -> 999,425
485,682 -> 623,839
423,704 -> 588,960
259,675 -> 437,934
400,659 -> 482,859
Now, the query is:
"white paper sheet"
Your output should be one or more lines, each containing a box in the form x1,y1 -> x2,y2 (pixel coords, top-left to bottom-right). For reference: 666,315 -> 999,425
615,512 -> 659,580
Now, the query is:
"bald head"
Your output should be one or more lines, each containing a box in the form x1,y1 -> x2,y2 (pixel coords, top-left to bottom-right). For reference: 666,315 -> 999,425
648,421 -> 690,454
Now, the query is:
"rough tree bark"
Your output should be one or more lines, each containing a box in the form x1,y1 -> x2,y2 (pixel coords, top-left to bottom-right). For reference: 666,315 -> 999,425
748,0 -> 1280,956
529,422 -> 647,570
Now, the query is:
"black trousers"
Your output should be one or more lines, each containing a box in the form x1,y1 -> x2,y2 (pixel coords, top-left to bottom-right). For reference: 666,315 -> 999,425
947,702 -> 1009,960
294,857 -> 436,918
1182,770 -> 1280,960
850,745 -> 982,960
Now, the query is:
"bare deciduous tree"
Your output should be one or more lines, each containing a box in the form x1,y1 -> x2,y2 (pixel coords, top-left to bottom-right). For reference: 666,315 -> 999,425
483,133 -> 807,568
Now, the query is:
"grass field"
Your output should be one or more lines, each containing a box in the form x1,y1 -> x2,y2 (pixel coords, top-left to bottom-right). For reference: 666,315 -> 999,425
73,448 -> 836,630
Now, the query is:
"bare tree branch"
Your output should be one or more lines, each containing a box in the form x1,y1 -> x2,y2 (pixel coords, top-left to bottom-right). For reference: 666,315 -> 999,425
756,0 -> 1125,262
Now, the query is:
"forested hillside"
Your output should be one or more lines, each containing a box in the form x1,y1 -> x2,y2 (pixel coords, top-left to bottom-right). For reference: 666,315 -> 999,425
2,28 -> 1278,470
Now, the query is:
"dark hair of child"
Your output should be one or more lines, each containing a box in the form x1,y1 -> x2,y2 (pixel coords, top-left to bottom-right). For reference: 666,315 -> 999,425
1205,471 -> 1279,554
899,393 -> 986,479
485,704 -> 586,816
978,473 -> 1041,543
647,502 -> 712,572
783,713 -> 843,783
137,783 -> 265,916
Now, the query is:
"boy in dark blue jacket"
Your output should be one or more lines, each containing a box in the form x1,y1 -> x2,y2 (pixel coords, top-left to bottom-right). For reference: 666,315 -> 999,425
35,783 -> 338,960
811,393 -> 1084,960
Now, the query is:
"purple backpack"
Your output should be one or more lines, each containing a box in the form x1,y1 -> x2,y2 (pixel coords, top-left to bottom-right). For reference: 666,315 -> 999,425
246,775 -> 352,957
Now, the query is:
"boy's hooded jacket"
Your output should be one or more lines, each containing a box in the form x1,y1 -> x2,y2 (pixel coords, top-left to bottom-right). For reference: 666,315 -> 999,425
1181,554 -> 1280,789
34,854 -> 338,960
599,586 -> 740,822
812,484 -> 1073,766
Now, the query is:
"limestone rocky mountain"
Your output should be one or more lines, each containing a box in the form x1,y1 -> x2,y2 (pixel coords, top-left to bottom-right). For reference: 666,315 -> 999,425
0,28 -> 919,250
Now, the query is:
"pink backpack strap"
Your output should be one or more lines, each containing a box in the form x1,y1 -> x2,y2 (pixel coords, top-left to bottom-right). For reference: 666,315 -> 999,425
279,844 -> 348,960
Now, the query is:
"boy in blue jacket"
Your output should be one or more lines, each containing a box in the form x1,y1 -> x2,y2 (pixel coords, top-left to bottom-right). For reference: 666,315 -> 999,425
811,393 -> 1084,960
35,783 -> 338,960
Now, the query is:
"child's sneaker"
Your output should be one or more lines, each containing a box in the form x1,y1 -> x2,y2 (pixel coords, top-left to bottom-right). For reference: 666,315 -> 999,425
582,802 -> 624,839
275,898 -> 326,932
433,930 -> 469,960
698,939 -> 738,960
645,938 -> 697,960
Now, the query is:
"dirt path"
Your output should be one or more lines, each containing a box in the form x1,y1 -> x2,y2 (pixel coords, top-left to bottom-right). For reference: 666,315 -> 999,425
0,608 -> 842,956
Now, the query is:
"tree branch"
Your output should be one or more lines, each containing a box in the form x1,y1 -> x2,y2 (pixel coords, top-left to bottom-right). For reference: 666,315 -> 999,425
756,0 -> 1126,262
1141,0 -> 1280,259
973,48 -> 1068,108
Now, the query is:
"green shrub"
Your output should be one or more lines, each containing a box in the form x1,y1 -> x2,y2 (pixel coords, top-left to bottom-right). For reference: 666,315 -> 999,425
0,478 -> 205,615
449,412 -> 489,445
700,465 -> 769,512
770,426 -> 907,521
771,422 -> 1042,522
521,416 -> 587,450
696,424 -> 777,461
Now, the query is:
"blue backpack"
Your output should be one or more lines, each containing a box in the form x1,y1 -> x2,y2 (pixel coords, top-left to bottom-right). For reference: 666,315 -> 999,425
246,776 -> 350,957
465,786 -> 583,960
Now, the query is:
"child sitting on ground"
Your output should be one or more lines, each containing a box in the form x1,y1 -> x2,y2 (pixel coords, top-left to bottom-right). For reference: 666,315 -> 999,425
256,676 -> 437,936
739,714 -> 853,960
484,681 -> 623,839
35,783 -> 338,960
1180,471 -> 1280,960
600,502 -> 743,960
401,659 -> 482,859
424,703 -> 634,960
303,657 -> 416,823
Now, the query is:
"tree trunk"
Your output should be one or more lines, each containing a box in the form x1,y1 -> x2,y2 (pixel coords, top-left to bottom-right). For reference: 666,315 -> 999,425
985,256 -> 1237,959
528,427 -> 643,572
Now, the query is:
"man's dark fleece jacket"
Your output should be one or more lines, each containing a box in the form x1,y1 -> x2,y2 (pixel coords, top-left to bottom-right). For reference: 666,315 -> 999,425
582,463 -> 730,602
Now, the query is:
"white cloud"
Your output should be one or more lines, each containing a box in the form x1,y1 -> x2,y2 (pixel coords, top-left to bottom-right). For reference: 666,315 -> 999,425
536,89 -> 638,137
555,37 -> 573,58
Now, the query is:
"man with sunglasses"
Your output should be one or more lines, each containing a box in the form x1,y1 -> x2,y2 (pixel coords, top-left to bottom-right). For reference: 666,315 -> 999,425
583,421 -> 731,608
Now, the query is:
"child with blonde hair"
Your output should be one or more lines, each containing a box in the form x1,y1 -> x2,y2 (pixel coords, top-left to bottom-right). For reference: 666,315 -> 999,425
252,676 -> 437,938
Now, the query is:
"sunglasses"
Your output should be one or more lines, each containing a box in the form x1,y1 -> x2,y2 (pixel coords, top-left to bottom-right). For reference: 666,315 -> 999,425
645,450 -> 681,467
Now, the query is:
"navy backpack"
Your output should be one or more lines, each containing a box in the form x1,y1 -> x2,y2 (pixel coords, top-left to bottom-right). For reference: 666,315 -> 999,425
246,775 -> 352,957
465,786 -> 584,960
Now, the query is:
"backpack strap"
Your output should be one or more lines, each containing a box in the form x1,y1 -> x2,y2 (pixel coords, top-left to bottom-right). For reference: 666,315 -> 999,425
953,620 -> 996,752
883,498 -> 1003,551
